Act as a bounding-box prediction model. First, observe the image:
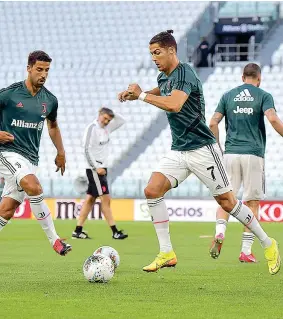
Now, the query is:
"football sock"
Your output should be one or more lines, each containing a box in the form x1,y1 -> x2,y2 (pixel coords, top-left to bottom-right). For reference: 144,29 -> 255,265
110,225 -> 118,234
29,194 -> 59,245
229,200 -> 271,248
0,216 -> 8,231
75,226 -> 83,233
241,232 -> 255,255
147,197 -> 172,253
215,219 -> 227,237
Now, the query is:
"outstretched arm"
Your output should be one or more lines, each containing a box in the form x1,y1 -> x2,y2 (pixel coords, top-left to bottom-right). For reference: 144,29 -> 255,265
142,90 -> 188,112
209,112 -> 224,154
118,87 -> 161,102
47,119 -> 66,175
126,84 -> 188,113
265,108 -> 283,136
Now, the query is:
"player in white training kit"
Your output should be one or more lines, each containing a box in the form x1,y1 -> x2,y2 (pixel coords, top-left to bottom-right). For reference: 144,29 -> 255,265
72,107 -> 128,240
118,30 -> 280,274
0,51 -> 71,256
209,63 -> 283,262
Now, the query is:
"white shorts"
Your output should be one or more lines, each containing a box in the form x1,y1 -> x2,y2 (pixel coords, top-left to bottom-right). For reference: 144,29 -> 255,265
155,144 -> 232,197
224,154 -> 265,201
0,151 -> 37,203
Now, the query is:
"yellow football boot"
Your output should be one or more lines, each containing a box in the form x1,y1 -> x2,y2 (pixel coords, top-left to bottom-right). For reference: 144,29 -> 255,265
143,251 -> 177,272
264,238 -> 281,275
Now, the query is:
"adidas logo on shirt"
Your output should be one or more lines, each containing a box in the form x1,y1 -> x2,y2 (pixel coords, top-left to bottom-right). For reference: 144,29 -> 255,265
233,89 -> 254,102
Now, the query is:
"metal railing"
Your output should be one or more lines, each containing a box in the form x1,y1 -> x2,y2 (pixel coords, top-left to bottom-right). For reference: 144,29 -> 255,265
214,43 -> 262,64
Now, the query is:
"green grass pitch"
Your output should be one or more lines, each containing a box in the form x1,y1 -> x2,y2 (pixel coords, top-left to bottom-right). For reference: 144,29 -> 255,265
0,220 -> 282,319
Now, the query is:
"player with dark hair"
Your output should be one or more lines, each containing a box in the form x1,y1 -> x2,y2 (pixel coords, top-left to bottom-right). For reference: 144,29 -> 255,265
209,63 -> 283,262
0,50 -> 71,255
118,31 -> 280,274
72,107 -> 128,240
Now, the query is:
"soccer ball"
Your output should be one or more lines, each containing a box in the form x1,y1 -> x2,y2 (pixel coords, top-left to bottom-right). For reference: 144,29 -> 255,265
93,246 -> 120,269
83,253 -> 114,283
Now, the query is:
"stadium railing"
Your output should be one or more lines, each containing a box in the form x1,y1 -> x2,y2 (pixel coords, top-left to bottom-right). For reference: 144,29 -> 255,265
214,43 -> 262,64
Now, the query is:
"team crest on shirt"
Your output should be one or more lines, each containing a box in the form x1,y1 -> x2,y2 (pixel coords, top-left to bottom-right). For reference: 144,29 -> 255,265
42,103 -> 47,113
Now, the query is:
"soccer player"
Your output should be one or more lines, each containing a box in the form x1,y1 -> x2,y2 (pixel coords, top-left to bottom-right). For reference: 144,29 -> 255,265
209,63 -> 283,262
72,108 -> 128,240
0,51 -> 71,255
118,30 -> 280,274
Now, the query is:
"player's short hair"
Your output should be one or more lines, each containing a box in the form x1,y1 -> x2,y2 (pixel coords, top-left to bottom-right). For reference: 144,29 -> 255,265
243,63 -> 261,79
149,30 -> 177,52
99,107 -> 114,118
28,51 -> 52,66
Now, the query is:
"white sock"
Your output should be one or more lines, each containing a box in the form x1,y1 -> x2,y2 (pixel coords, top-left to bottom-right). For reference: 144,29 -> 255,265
215,219 -> 227,237
241,232 -> 255,255
29,194 -> 59,245
0,216 -> 8,231
147,197 -> 172,253
229,201 -> 271,248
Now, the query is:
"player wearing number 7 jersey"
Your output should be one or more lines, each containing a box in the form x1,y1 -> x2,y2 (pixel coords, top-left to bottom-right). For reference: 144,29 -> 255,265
118,30 -> 280,275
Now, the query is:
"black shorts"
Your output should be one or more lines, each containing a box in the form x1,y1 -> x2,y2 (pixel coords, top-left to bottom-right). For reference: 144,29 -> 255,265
86,168 -> 109,197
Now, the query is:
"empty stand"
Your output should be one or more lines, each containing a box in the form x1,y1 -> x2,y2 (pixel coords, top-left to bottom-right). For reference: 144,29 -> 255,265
0,1 -> 208,197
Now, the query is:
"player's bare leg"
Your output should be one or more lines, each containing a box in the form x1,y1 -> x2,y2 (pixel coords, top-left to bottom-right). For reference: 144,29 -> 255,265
73,194 -> 96,239
214,191 -> 280,274
20,174 -> 71,256
143,172 -> 177,272
0,197 -> 21,231
239,200 -> 259,262
100,194 -> 128,239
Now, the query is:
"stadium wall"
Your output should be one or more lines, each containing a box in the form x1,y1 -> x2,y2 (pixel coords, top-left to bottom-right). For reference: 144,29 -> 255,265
13,199 -> 283,223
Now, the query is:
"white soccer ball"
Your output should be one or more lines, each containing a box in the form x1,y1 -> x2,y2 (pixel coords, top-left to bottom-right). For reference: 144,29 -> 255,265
93,246 -> 120,269
83,253 -> 114,283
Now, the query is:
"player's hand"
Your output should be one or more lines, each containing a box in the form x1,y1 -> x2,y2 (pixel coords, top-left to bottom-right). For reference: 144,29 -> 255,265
127,84 -> 142,99
55,152 -> 66,176
118,90 -> 137,102
0,131 -> 14,144
96,168 -> 106,176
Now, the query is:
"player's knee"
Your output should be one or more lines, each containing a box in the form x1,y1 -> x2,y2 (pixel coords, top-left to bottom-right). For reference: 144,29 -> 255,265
25,184 -> 43,196
102,195 -> 110,205
219,200 -> 233,213
221,198 -> 238,213
216,196 -> 238,213
86,195 -> 96,205
20,175 -> 43,196
144,186 -> 163,199
216,193 -> 237,213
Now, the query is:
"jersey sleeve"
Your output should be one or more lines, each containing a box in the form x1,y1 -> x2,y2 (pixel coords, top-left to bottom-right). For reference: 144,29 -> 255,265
172,66 -> 193,96
215,93 -> 226,114
47,98 -> 58,122
0,88 -> 8,108
262,92 -> 275,112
